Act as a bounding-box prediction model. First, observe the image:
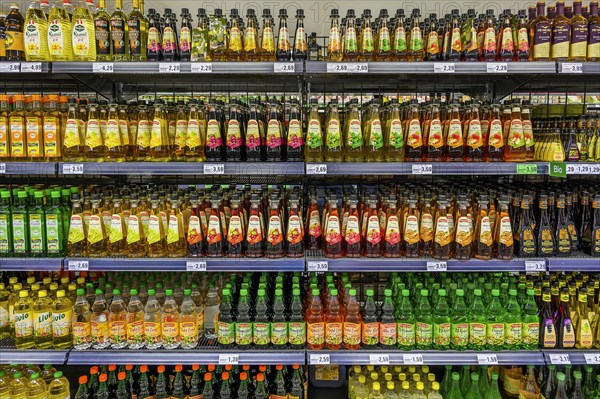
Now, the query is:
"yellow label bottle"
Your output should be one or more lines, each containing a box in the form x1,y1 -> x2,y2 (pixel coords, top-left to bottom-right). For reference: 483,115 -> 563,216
9,95 -> 27,160
24,0 -> 49,61
71,1 -> 96,61
14,290 -> 34,349
43,94 -> 62,161
47,2 -> 72,61
51,290 -> 72,349
32,290 -> 53,349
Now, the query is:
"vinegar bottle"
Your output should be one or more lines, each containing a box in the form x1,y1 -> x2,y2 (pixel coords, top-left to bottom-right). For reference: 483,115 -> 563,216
178,8 -> 191,61
365,99 -> 384,161
305,192 -> 322,251
166,194 -> 186,258
84,100 -> 106,160
243,9 -> 259,61
392,9 -> 408,61
293,9 -> 307,60
107,193 -> 126,257
453,195 -> 473,260
276,9 -> 291,61
306,289 -> 324,350
266,194 -> 284,258
227,9 -> 242,61
466,103 -> 483,161
497,11 -> 515,61
104,102 -> 126,161
425,100 -> 443,161
343,195 -> 361,257
246,194 -> 264,257
473,196 -> 493,260
486,103 -> 504,161
493,195 -> 514,260
325,289 -> 343,350
408,9 -> 424,61
259,9 -> 275,61
324,99 -> 343,161
344,99 -> 364,161
420,195 -> 434,257
343,288 -> 362,350
305,98 -> 323,162
359,9 -> 375,61
185,99 -> 205,161
404,195 -> 420,257
324,195 -> 343,258
503,100 -> 526,161
265,100 -> 284,161
385,99 -> 404,161
405,100 -> 424,161
245,99 -> 264,161
432,195 -> 451,260
286,99 -> 304,161
226,194 -> 244,258
286,194 -> 304,257
204,99 -> 224,161
87,194 -> 107,257
206,194 -> 224,257
521,100 -> 535,160
327,9 -> 342,61
364,195 -> 382,257
147,193 -> 166,258
446,102 -> 464,161
225,100 -> 243,161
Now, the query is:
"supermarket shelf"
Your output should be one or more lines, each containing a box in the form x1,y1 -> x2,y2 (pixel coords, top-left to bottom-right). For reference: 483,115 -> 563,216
67,349 -> 306,365
0,257 -> 63,271
547,256 -> 600,272
542,350 -> 600,365
307,350 -> 546,366
0,349 -> 68,365
305,61 -> 557,74
310,162 -> 548,176
557,61 -> 600,74
51,61 -> 304,74
57,162 -> 305,176
0,162 -> 56,175
0,61 -> 50,73
64,257 -> 305,272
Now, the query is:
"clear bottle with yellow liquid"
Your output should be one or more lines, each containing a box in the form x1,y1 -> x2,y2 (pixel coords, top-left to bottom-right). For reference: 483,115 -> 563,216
324,99 -> 343,161
259,9 -> 276,61
43,94 -> 62,161
344,99 -> 364,161
364,99 -> 385,162
147,193 -> 167,257
32,290 -> 53,349
9,95 -> 27,160
67,193 -> 86,256
8,281 -> 23,332
110,0 -> 129,61
149,99 -> 171,161
71,0 -> 95,61
118,101 -> 132,159
14,290 -> 34,349
0,283 -> 10,340
27,372 -> 47,399
9,372 -> 28,399
126,288 -> 145,349
84,100 -> 106,160
126,193 -> 147,257
127,0 -> 147,61
134,101 -> 150,161
104,102 -> 126,161
47,371 -> 70,399
26,95 -> 44,162
47,1 -> 72,61
62,98 -> 84,161
0,95 -> 11,161
24,0 -> 49,61
185,99 -> 205,161
108,193 -> 126,256
87,194 -> 108,257
166,194 -> 187,257
51,289 -> 72,349
304,98 -> 324,162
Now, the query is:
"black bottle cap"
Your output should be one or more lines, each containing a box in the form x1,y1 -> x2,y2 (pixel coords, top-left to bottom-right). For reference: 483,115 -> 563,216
330,8 -> 339,17
262,8 -> 271,17
451,9 -> 459,16
181,8 -> 189,14
247,9 -> 255,17
164,8 -> 171,14
214,8 -> 223,17
296,9 -> 304,18
148,8 -> 155,14
347,9 -> 355,18
396,9 -> 404,17
230,8 -> 238,17
380,9 -> 388,18
363,9 -> 371,18
154,99 -> 165,105
412,8 -> 421,17
429,13 -> 437,19
279,9 -> 287,18
197,8 -> 206,17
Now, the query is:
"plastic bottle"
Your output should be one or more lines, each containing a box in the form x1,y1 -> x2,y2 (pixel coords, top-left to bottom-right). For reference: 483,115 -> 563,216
306,289 -> 324,350
47,1 -> 72,61
74,376 -> 88,399
9,372 -> 27,399
32,290 -> 53,349
72,288 -> 91,350
124,288 -> 144,349
26,373 -> 46,399
90,289 -> 109,349
180,288 -> 198,349
344,288 -> 362,350
47,372 -> 69,399
253,289 -> 270,348
325,288 -> 343,350
203,286 -> 219,341
482,373 -> 501,399
162,289 -> 180,349
108,289 -> 126,349
14,290 -> 34,349
446,372 -> 464,399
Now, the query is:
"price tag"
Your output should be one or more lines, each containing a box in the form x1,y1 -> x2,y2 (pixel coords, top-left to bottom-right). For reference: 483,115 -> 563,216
516,164 -> 538,175
549,162 -> 567,178
191,63 -> 213,73
549,353 -> 571,365
203,163 -> 225,175
274,62 -> 295,73
434,63 -> 455,73
62,164 -> 84,174
561,63 -> 583,73
477,354 -> 499,365
403,354 -> 424,365
369,354 -> 390,365
525,260 -> 546,272
487,62 -> 508,73
306,164 -> 327,175
307,261 -> 328,272
218,354 -> 239,365
93,62 -> 114,73
0,62 -> 21,72
20,62 -> 42,73
427,261 -> 447,272
584,353 -> 600,365
326,63 -> 368,73
68,260 -> 89,271
566,163 -> 600,175
159,62 -> 181,73
309,354 -> 330,365
186,260 -> 207,271
0,163 -> 5,174
412,164 -> 433,175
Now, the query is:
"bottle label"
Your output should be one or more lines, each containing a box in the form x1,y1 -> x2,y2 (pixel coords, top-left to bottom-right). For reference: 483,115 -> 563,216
435,216 -> 451,246
180,321 -> 198,346
427,31 -> 439,55
326,119 -> 341,149
420,213 -> 433,242
205,120 -> 221,149
267,215 -> 283,245
289,321 -> 306,345
186,119 -> 203,149
25,116 -> 41,157
146,215 -> 163,245
172,120 -> 187,150
347,119 -> 363,149
447,119 -> 463,148
533,21 -> 551,59
488,119 -> 504,148
269,321 -> 287,345
552,25 -> 570,58
0,118 -> 8,157
397,322 -> 415,346
384,216 -> 401,245
235,322 -> 253,345
85,119 -> 103,149
206,214 -> 222,245
508,120 -> 525,149
105,119 -> 121,149
404,215 -> 419,245
226,215 -> 243,246
570,22 -> 588,57
362,27 -> 374,52
410,27 -> 423,51
455,216 -> 472,246
25,20 -> 43,56
561,318 -> 575,347
505,322 -> 522,345
95,19 -> 111,55
147,27 -> 161,53
12,214 -> 26,253
244,214 -> 262,245
325,215 -> 342,244
451,323 -> 469,347
244,27 -> 257,52
343,322 -> 361,345
306,119 -> 322,149
288,119 -> 303,149
428,119 -> 443,148
253,321 -> 270,345
63,118 -> 80,148
285,215 -> 302,245
379,322 -> 397,346
127,19 -> 141,55
28,213 -> 43,253
451,27 -> 462,52
109,320 -> 126,344
228,26 -> 243,52
34,310 -> 52,337
242,119 -> 259,149
162,27 -> 176,53
162,321 -> 179,345
521,120 -> 534,148
394,27 -> 407,52
68,214 -> 85,244
501,27 -> 514,52
144,321 -> 161,345
0,215 -> 9,252
344,27 -> 357,52
6,30 -> 24,52
589,22 -> 600,58
486,322 -> 505,346
48,20 -> 67,56
266,119 -> 282,149
262,27 -> 275,52
41,116 -> 58,157
467,120 -> 483,149
167,214 -> 182,245
407,119 -> 423,148
369,120 -> 383,149
433,322 -> 451,346
126,215 -> 141,244
10,116 -> 24,158
522,322 -> 539,345
127,320 -> 144,346
110,18 -> 127,55
498,216 -> 513,246
542,318 -> 556,347
478,216 -> 493,246
179,26 -> 191,52
109,214 -> 124,243
307,210 -> 322,240
469,322 -> 486,346
416,322 -> 432,344
362,322 -> 379,345
388,119 -> 404,149
307,322 -> 324,345
91,320 -> 108,345
72,321 -> 91,345
516,27 -> 529,54
325,322 -> 343,345
15,311 -> 33,337
72,19 -> 92,56
366,215 -> 381,245
378,26 -> 391,52
226,120 -> 242,149
577,318 -> 593,347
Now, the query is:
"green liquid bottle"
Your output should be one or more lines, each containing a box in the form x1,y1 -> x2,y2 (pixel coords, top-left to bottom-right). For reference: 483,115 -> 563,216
0,190 -> 13,256
446,372 -> 464,399
45,191 -> 65,257
465,373 -> 482,399
433,289 -> 451,350
12,191 -> 29,257
504,289 -> 522,349
451,289 -> 469,350
415,289 -> 433,350
485,289 -> 505,350
396,289 -> 415,351
521,289 -> 539,350
469,289 -> 487,350
29,191 -> 46,256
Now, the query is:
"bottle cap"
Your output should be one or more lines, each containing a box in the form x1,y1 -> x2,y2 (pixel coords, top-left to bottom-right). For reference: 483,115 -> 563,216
99,374 -> 107,383
118,372 -> 126,381
79,375 -> 88,384
157,365 -> 165,373
452,372 -> 460,381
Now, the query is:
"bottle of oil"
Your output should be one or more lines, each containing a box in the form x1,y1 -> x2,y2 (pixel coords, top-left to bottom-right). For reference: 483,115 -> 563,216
243,9 -> 259,60
149,99 -> 171,161
87,194 -> 107,257
305,99 -> 323,162
14,290 -> 34,349
110,0 -> 129,61
259,9 -> 275,61
47,1 -> 72,61
25,95 -> 44,161
127,0 -> 147,61
24,0 -> 49,61
186,99 -> 205,161
0,95 -> 10,161
33,290 -> 53,349
71,0 -> 96,61
324,99 -> 343,161
344,99 -> 364,161
276,9 -> 291,61
6,3 -> 25,61
62,98 -> 83,160
93,0 -> 111,61
227,9 -> 243,61
9,95 -> 27,160
147,193 -> 166,257
42,95 -> 61,161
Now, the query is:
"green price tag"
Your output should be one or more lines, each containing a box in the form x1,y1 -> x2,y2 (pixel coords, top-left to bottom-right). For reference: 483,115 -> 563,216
549,162 -> 567,178
516,164 -> 538,175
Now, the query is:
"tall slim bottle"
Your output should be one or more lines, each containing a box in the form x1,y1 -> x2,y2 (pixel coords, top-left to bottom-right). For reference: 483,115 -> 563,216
110,0 -> 129,61
24,0 -> 49,61
94,0 -> 111,61
71,0 -> 95,61
127,0 -> 147,61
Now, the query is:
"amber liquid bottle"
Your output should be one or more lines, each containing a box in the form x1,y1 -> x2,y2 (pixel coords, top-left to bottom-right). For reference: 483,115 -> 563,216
404,195 -> 420,257
569,1 -> 588,61
473,196 -> 493,260
420,196 -> 434,256
454,195 -> 473,260
259,9 -> 276,61
588,2 -> 600,62
503,101 -> 526,162
551,1 -> 571,60
537,195 -> 556,257
364,195 -> 382,257
555,195 -> 571,256
246,194 -> 265,257
327,9 -> 342,61
432,196 -> 451,260
206,195 -> 224,257
556,288 -> 576,349
375,9 -> 392,61
530,1 -> 552,61
486,103 -> 504,161
392,9 -> 408,61
493,196 -> 514,260
344,195 -> 361,257
408,9 -> 424,61
204,99 -> 223,161
324,195 -> 343,258
405,100 -> 424,161
286,194 -> 304,257
590,195 -> 600,256
515,10 -> 531,61
5,3 -> 24,61
426,100 -> 443,161
276,9 -> 291,61
383,197 -> 401,257
446,102 -> 464,161
517,196 -> 537,257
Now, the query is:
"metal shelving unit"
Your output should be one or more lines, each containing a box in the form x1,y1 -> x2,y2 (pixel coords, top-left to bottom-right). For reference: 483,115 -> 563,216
51,61 -> 304,74
547,255 -> 600,272
0,162 -> 56,175
0,257 -> 63,271
305,61 -> 558,74
0,349 -> 69,365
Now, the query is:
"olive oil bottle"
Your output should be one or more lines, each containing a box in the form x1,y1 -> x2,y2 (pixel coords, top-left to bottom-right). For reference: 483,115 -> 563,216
87,194 -> 107,257
94,0 -> 111,61
127,0 -> 147,61
110,0 -> 129,61
148,100 -> 171,161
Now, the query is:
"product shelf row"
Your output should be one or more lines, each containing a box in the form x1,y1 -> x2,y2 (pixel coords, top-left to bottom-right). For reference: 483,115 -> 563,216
1,61 -> 599,75
1,348 -> 598,366
1,161 -> 600,176
0,255 -> 597,273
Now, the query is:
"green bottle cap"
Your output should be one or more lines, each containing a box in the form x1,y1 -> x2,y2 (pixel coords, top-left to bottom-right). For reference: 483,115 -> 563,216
384,289 -> 392,296
147,289 -> 155,295
312,289 -> 320,296
165,289 -> 173,296
420,289 -> 429,296
509,289 -> 517,296
526,289 -> 535,296
451,372 -> 460,381
76,288 -> 85,295
223,289 -> 231,296
240,289 -> 248,296
130,289 -> 138,295
34,191 -> 44,198
17,191 -> 27,198
0,191 -> 10,198
402,289 -> 410,296
349,288 -> 357,296
95,289 -> 103,295
14,372 -> 22,378
456,289 -> 464,296
331,289 -> 338,296
54,371 -> 63,378
491,289 -> 500,296
474,289 -> 482,296
113,289 -> 120,295
275,289 -> 283,296
184,289 -> 191,295
31,372 -> 39,379
471,373 -> 480,381
557,372 -> 565,381
257,289 -> 265,296
438,289 -> 446,296
366,289 -> 374,296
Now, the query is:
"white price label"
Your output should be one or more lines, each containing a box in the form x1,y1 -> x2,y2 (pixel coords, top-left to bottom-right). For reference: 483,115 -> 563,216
0,163 -> 5,174
584,353 -> 600,365
561,63 -> 583,73
403,354 -> 424,365
434,63 -> 455,73
427,261 -> 447,272
326,63 -> 368,73
93,62 -> 114,73
310,354 -> 330,365
566,163 -> 600,175
63,164 -> 84,174
20,62 -> 42,73
68,260 -> 89,271
549,354 -> 571,365
525,260 -> 546,272
159,62 -> 181,73
186,260 -> 207,271
274,62 -> 295,73
369,354 -> 390,365
477,354 -> 499,365
306,164 -> 327,175
218,354 -> 239,365
0,62 -> 21,72
412,164 -> 433,175
191,63 -> 213,73
487,62 -> 508,73
203,163 -> 225,175
307,261 -> 328,272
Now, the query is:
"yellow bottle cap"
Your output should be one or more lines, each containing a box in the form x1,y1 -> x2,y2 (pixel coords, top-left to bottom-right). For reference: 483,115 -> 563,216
19,290 -> 28,298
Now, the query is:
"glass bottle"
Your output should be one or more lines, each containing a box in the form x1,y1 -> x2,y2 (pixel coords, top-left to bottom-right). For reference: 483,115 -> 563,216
405,100 -> 424,161
166,194 -> 186,257
446,373 -> 464,399
161,289 -> 179,349
552,1 -> 571,60
259,9 -> 275,61
226,9 -> 242,61
243,9 -> 259,61
408,9 -> 424,61
497,11 -> 514,61
206,194 -> 224,257
204,99 -> 223,161
287,98 -> 304,161
530,1 -> 552,61
186,99 -> 205,161
433,196 -> 451,260
324,99 -> 343,161
265,100 -> 284,161
415,289 -> 433,349
178,8 -> 191,61
588,2 -> 600,62
245,194 -> 264,257
226,194 -> 244,257
161,9 -> 178,61
359,9 -> 375,61
191,8 -> 208,61
570,1 -> 588,61
109,0 -> 129,61
432,289 -> 451,350
375,9 -> 392,60
305,98 -> 323,162
286,194 -> 304,257
343,288 -> 362,350
324,195 -> 343,257
553,372 -> 569,399
469,289 -> 487,350
515,10 -> 530,61
392,9 -> 408,61
265,194 -> 284,258
385,99 -> 404,161
276,9 -> 291,61
5,3 -> 25,61
306,289 -> 324,350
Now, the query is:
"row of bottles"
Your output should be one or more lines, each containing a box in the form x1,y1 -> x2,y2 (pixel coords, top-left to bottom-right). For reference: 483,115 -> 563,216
0,366 -> 70,399
534,114 -> 600,162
